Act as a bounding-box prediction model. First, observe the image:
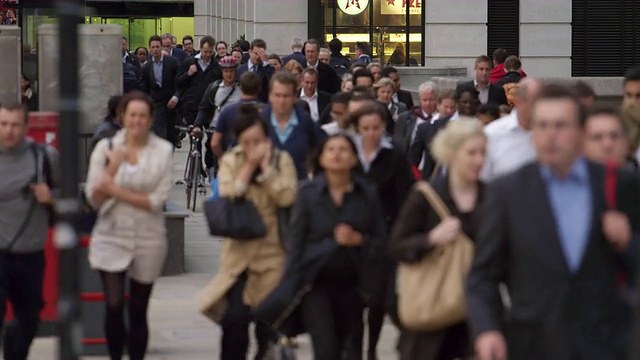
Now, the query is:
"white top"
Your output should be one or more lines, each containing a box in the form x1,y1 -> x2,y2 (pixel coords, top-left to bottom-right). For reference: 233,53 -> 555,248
322,122 -> 340,136
300,88 -> 320,122
480,110 -> 537,182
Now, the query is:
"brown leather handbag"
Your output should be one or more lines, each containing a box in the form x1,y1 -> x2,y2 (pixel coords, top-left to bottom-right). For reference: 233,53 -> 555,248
396,181 -> 475,332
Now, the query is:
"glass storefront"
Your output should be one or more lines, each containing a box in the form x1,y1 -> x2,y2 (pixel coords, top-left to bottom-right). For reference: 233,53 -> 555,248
321,0 -> 424,66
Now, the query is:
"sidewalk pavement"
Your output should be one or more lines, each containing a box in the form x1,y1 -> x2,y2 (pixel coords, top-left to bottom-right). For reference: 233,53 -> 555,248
29,146 -> 399,359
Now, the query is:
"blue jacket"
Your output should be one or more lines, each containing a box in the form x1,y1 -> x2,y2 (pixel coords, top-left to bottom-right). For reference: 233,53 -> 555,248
261,104 -> 326,179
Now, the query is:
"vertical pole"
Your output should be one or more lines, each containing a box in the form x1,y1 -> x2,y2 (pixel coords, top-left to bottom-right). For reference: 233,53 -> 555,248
405,0 -> 411,66
55,0 -> 83,359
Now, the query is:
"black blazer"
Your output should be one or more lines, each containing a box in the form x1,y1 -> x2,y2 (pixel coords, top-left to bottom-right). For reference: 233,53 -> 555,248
237,62 -> 274,103
281,51 -> 306,67
466,162 -> 640,360
396,89 -> 414,109
456,80 -> 507,106
392,109 -> 429,154
410,117 -> 451,179
124,52 -> 141,71
360,147 -> 414,228
175,56 -> 222,112
316,61 -> 340,94
298,90 -> 331,122
140,55 -> 180,104
171,47 -> 188,64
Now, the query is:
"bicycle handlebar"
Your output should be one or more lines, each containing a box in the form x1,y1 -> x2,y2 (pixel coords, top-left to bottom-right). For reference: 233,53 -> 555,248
174,125 -> 214,134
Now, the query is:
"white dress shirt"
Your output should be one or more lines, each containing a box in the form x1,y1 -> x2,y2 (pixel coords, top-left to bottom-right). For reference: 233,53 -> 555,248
480,110 -> 537,181
322,122 -> 340,136
300,88 -> 320,122
474,79 -> 490,105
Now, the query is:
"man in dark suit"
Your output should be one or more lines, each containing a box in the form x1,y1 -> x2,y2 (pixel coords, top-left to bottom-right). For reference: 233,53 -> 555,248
236,38 -> 274,103
393,81 -> 437,153
410,116 -> 451,178
281,37 -> 306,67
175,35 -> 222,127
456,55 -> 507,107
328,38 -> 351,77
122,36 -> 141,71
381,66 -> 414,109
298,67 -> 331,123
161,33 -> 187,64
140,35 -> 181,144
303,39 -> 340,94
467,84 -> 640,360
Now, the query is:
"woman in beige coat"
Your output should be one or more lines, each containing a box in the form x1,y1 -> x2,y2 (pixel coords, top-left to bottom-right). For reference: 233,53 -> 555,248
85,91 -> 173,360
198,104 -> 297,360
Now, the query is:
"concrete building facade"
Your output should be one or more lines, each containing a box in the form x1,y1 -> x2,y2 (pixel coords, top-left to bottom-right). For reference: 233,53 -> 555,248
195,0 -> 632,81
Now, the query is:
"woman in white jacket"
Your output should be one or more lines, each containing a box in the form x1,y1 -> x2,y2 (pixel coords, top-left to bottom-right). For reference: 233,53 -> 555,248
85,91 -> 174,360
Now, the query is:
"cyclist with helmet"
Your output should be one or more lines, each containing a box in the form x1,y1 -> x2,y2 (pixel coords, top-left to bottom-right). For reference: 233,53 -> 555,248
193,55 -> 242,178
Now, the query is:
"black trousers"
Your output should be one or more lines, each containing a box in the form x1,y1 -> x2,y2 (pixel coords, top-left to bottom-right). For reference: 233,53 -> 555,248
220,273 -> 272,360
300,283 -> 364,360
152,104 -> 177,144
0,251 -> 45,360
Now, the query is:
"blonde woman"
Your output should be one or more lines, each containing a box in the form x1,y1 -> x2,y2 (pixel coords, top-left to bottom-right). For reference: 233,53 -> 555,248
283,59 -> 304,89
341,73 -> 354,92
374,77 -> 407,121
391,119 -> 486,360
198,105 -> 297,359
86,91 -> 174,360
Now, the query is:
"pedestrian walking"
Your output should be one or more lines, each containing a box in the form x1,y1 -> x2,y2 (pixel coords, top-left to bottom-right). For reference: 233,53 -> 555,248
391,119 -> 486,360
198,104 -> 298,360
284,134 -> 386,360
139,35 -> 180,145
467,84 -> 640,360
90,95 -> 123,150
0,103 -> 58,360
351,103 -> 414,360
85,92 -> 174,360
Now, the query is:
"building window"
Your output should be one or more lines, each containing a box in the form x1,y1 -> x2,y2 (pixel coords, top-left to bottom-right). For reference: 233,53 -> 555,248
487,0 -> 519,60
572,0 -> 640,77
320,0 -> 424,66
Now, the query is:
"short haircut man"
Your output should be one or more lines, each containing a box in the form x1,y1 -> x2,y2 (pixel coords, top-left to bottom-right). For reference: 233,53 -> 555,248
573,80 -> 596,109
149,35 -> 162,46
240,40 -> 250,52
183,35 -> 193,43
353,69 -> 374,87
303,38 -> 320,54
476,55 -> 491,66
269,70 -> 298,94
493,48 -> 509,65
504,56 -> 522,72
381,66 -> 398,78
240,71 -> 261,97
437,89 -> 457,103
623,65 -> 640,106
302,67 -> 319,80
356,41 -> 371,56
200,35 -> 215,48
329,38 -> 343,54
583,106 -> 629,164
251,39 -> 267,50
291,37 -> 303,51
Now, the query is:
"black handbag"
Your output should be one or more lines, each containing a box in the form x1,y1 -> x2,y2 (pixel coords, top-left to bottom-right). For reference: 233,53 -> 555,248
203,196 -> 267,240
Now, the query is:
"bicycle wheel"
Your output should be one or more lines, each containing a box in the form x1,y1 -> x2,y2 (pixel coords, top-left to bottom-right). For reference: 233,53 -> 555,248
190,152 -> 201,212
184,152 -> 195,210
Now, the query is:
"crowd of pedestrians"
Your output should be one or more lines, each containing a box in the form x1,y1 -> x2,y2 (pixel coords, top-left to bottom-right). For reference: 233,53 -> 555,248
4,29 -> 640,360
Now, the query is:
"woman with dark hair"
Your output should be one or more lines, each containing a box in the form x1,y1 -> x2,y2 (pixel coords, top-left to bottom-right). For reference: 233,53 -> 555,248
85,91 -> 174,360
215,41 -> 229,60
91,95 -> 123,150
268,53 -> 283,72
351,103 -> 414,359
198,104 -> 298,359
283,134 -> 386,359
21,73 -> 37,111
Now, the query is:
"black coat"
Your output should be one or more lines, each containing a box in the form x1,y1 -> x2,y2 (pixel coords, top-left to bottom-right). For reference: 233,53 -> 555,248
175,57 -> 222,116
237,62 -> 274,103
410,117 -> 451,179
360,147 -> 414,228
495,71 -> 523,88
392,108 -> 430,154
316,62 -> 340,94
396,89 -> 415,109
139,55 -> 180,104
298,89 -> 332,122
329,53 -> 351,77
467,162 -> 640,360
255,173 -> 386,335
456,80 -> 507,106
281,51 -> 306,67
171,47 -> 188,64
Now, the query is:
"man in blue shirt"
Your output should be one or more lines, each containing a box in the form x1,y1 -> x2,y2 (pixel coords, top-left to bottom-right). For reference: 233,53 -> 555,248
261,71 -> 325,179
467,83 -> 640,360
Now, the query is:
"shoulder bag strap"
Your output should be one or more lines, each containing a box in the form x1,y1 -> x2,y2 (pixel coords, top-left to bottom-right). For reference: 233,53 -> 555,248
414,180 -> 451,221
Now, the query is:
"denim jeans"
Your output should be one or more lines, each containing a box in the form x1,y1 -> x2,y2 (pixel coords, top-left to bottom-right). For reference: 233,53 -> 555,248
0,250 -> 45,360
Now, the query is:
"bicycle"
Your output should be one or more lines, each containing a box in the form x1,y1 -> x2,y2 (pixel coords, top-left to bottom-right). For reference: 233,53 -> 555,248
174,125 -> 212,211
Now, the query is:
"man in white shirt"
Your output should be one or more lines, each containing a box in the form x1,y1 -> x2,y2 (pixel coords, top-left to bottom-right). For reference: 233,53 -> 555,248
299,67 -> 331,123
481,77 -> 542,181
